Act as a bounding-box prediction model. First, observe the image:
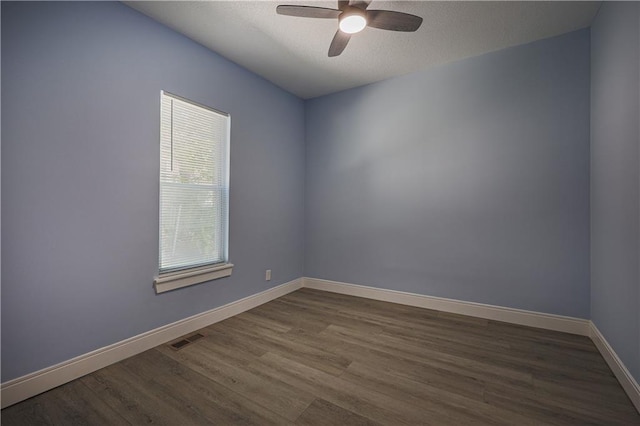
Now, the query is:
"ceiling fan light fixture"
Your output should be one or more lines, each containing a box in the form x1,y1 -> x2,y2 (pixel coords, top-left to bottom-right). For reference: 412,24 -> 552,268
339,9 -> 367,34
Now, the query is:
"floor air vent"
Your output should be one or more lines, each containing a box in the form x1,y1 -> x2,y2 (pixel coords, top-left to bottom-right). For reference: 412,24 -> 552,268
169,333 -> 205,350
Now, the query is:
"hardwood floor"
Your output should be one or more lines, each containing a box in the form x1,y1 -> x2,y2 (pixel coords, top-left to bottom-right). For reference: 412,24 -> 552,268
3,288 -> 639,425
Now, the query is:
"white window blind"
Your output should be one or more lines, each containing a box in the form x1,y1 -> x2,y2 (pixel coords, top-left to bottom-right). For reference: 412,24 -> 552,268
159,91 -> 230,274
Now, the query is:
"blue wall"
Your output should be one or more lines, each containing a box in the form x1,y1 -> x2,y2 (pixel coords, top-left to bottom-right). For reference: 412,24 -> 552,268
1,2 -> 305,381
590,1 -> 640,383
305,30 -> 591,318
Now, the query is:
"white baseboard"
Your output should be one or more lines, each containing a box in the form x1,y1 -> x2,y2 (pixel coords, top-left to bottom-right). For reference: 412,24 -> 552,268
4,275 -> 638,415
303,277 -> 591,336
589,322 -> 640,412
0,278 -> 303,409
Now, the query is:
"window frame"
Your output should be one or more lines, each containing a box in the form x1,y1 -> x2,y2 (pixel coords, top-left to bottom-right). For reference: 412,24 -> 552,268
154,91 -> 233,294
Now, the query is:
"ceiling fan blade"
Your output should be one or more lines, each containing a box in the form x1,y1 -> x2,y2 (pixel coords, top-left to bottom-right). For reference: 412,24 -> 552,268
328,30 -> 351,57
276,5 -> 341,19
338,1 -> 349,11
366,10 -> 423,32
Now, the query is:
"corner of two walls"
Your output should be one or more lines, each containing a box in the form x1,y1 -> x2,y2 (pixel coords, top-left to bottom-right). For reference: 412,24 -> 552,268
303,29 -> 592,320
303,17 -> 640,391
589,1 -> 640,384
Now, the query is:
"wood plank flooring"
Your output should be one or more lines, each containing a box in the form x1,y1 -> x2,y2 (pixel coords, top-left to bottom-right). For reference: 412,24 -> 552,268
3,288 -> 639,425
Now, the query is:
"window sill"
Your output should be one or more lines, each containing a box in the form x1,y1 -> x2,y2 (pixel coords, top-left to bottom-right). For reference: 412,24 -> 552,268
154,263 -> 234,294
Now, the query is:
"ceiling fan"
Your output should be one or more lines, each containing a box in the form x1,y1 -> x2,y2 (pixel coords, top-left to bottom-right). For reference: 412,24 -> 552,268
276,1 -> 423,57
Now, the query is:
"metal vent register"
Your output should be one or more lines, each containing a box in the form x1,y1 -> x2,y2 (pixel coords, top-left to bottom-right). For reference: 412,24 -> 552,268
169,333 -> 205,350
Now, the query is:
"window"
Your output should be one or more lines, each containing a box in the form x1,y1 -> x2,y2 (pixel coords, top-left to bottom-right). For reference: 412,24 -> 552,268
154,91 -> 232,294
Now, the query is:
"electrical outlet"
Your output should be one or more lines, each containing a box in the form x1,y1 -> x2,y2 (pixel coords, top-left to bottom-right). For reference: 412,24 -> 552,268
265,269 -> 272,281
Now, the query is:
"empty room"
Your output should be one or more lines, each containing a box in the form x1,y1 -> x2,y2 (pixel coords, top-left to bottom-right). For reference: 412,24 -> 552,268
1,0 -> 639,424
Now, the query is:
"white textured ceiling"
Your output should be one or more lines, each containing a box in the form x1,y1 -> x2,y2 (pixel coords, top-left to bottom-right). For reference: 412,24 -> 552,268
124,1 -> 600,99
